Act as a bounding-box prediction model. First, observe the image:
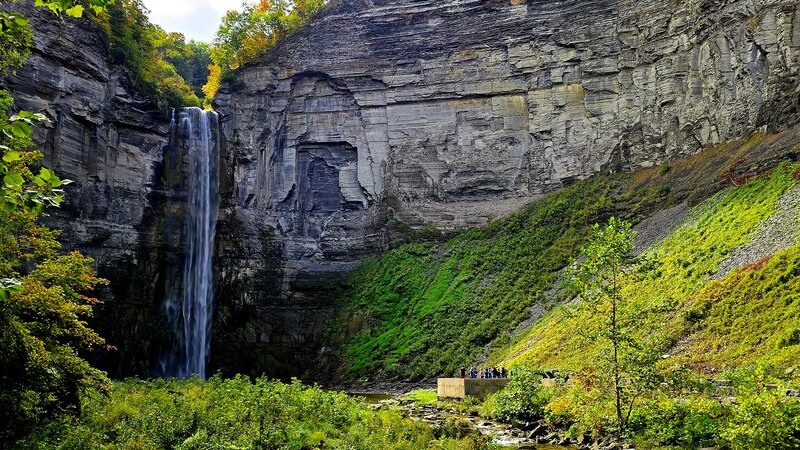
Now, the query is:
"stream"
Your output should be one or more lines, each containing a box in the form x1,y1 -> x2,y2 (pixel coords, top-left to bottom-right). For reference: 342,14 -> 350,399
334,385 -> 575,449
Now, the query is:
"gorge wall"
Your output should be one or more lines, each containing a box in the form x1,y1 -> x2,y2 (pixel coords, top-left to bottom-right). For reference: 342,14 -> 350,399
216,0 -> 800,377
1,3 -> 189,377
4,0 -> 800,379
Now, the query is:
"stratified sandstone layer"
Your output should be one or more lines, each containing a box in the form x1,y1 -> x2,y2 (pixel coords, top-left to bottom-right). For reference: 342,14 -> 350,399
215,0 -> 800,377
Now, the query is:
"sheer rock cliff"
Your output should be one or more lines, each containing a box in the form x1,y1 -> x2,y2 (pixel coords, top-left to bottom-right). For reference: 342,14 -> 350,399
3,0 -> 800,378
214,0 -> 800,376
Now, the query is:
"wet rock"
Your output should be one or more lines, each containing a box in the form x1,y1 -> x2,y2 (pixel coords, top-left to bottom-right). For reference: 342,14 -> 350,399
527,424 -> 544,439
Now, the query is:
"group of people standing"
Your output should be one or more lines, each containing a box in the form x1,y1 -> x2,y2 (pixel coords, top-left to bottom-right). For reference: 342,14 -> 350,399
459,366 -> 508,379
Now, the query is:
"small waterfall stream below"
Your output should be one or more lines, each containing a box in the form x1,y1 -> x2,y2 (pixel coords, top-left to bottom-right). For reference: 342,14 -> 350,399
160,107 -> 220,379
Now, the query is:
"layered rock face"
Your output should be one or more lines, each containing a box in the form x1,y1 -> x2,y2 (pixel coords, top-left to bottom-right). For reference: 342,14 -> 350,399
216,0 -> 800,376
5,0 -> 800,379
0,3 -> 177,377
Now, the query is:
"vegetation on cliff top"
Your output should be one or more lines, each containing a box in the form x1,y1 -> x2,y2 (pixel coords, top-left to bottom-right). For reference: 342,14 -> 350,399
91,0 -> 207,111
203,0 -> 327,105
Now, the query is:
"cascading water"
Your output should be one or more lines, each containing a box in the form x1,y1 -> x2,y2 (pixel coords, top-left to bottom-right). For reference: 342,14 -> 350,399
160,107 -> 220,379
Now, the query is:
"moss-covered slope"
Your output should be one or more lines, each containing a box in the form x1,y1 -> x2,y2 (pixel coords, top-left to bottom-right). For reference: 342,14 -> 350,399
491,163 -> 800,371
327,126 -> 800,380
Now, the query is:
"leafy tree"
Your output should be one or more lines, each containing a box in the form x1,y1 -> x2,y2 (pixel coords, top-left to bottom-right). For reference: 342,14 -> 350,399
155,31 -> 211,99
566,217 -> 666,439
0,0 -> 111,442
494,366 -> 553,421
204,0 -> 327,104
93,0 -> 202,111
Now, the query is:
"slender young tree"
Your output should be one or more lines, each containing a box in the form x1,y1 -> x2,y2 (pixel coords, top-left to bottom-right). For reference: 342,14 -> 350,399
566,217 -> 664,439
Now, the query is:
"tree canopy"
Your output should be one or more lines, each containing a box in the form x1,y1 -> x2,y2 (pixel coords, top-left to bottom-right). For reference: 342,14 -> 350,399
92,0 -> 205,111
203,0 -> 326,104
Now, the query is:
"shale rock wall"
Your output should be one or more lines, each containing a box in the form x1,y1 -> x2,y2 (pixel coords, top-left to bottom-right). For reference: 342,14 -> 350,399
216,0 -> 800,377
0,3 -> 178,377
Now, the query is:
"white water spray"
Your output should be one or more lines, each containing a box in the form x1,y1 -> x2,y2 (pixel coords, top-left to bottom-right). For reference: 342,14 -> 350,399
162,107 -> 219,379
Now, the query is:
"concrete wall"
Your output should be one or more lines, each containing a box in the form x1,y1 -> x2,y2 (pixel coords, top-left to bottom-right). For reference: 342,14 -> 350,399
437,378 -> 510,400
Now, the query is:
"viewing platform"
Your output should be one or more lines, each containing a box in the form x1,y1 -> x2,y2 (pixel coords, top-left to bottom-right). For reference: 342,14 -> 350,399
437,378 -> 509,400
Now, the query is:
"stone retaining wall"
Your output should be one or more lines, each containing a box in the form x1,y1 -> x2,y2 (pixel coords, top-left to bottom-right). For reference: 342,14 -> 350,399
437,378 -> 509,400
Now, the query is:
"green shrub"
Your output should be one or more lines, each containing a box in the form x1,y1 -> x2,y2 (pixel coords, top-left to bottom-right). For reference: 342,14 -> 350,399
656,181 -> 671,197
494,366 -> 553,421
629,395 -> 730,448
719,367 -> 800,450
721,389 -> 800,450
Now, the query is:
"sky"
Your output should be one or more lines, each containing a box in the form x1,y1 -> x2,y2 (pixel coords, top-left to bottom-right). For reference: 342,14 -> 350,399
141,0 -> 253,43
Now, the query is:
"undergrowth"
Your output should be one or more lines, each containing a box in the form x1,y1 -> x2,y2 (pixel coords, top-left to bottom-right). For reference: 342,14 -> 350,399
331,176 -> 622,379
494,162 -> 800,372
16,377 -> 497,450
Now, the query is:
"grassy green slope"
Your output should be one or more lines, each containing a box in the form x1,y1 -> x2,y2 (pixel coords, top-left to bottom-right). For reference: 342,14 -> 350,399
336,177 -> 615,378
328,127 -> 800,380
491,162 -> 800,371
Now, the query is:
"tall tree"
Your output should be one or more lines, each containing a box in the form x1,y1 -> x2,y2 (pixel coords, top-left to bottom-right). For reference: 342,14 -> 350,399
0,0 -> 111,442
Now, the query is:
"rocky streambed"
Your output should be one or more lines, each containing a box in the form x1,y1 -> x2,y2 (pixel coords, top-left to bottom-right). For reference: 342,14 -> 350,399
392,399 -> 575,450
325,383 -> 574,449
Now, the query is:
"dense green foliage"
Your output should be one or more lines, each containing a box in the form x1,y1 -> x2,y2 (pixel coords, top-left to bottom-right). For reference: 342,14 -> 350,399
490,364 -> 800,449
32,0 -> 112,18
93,0 -> 204,110
211,0 -> 325,71
675,243 -> 800,370
17,377 -> 497,450
494,162 -> 800,372
493,366 -> 551,421
0,1 -> 110,443
330,177 -> 619,379
0,10 -> 32,77
479,163 -> 800,446
156,33 -> 211,100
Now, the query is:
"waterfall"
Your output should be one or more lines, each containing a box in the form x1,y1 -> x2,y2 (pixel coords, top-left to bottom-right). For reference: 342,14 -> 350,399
161,107 -> 220,379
